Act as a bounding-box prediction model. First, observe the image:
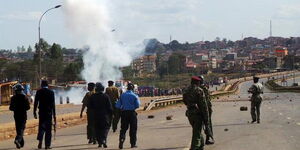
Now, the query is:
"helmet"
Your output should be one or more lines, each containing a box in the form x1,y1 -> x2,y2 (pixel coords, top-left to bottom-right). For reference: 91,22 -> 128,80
127,83 -> 135,90
87,82 -> 95,91
13,83 -> 24,91
198,75 -> 204,81
95,82 -> 105,92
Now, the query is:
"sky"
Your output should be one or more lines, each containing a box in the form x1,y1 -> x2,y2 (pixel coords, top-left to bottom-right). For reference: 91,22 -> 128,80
0,0 -> 300,50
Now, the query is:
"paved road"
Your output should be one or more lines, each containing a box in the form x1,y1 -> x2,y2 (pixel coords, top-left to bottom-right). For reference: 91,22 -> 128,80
1,74 -> 300,150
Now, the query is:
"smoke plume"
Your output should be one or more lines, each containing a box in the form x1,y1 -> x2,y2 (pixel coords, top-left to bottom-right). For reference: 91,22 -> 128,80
60,0 -> 144,103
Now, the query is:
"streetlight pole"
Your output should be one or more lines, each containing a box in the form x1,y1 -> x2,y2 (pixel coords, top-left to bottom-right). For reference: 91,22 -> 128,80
38,5 -> 61,80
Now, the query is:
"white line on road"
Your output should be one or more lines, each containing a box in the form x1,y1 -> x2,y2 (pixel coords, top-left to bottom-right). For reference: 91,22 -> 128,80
287,117 -> 291,120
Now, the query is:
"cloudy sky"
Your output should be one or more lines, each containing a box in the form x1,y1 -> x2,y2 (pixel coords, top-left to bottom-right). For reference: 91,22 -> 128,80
0,0 -> 300,50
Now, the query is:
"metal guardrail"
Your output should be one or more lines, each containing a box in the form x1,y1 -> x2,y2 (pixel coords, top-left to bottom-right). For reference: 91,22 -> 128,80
145,81 -> 241,111
144,71 -> 299,111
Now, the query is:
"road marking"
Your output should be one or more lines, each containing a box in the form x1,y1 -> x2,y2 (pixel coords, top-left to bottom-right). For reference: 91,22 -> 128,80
279,113 -> 283,116
286,117 -> 291,120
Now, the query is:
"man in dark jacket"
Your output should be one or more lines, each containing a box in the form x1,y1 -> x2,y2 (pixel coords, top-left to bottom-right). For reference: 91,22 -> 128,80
33,80 -> 56,149
89,82 -> 113,148
80,82 -> 96,144
10,84 -> 30,149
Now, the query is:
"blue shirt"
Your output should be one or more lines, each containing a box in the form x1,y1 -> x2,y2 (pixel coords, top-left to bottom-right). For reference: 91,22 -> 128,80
116,90 -> 140,110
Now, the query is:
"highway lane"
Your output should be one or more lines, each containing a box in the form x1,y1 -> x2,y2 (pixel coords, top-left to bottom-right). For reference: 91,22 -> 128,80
1,72 -> 300,150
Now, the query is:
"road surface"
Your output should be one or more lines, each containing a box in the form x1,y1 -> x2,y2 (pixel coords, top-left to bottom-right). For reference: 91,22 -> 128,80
1,74 -> 299,150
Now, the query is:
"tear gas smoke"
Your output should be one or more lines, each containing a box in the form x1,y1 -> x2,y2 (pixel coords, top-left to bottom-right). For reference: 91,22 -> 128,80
60,0 -> 144,104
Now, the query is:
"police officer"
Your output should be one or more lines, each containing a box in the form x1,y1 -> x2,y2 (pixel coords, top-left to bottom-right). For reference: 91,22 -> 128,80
116,83 -> 141,149
33,80 -> 56,149
10,84 -> 30,149
80,82 -> 96,144
248,76 -> 264,124
105,80 -> 120,132
89,82 -> 113,148
198,76 -> 214,145
183,76 -> 210,150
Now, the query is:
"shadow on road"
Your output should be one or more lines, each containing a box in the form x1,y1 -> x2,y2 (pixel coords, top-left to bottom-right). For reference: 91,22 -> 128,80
214,122 -> 250,127
152,125 -> 190,130
0,148 -> 16,150
55,132 -> 86,137
142,146 -> 186,150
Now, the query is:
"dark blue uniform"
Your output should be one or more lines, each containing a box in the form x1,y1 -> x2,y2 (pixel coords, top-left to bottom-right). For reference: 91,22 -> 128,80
10,94 -> 30,148
34,87 -> 56,148
89,92 -> 112,147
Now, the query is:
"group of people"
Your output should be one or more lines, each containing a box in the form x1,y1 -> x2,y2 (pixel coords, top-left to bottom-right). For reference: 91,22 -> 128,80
183,76 -> 215,150
183,75 -> 263,150
9,75 -> 263,150
79,81 -> 141,149
9,80 -> 141,149
10,80 -> 56,149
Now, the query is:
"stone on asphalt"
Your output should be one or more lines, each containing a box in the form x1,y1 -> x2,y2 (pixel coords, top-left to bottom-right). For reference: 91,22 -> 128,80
240,106 -> 248,111
224,128 -> 229,131
148,115 -> 154,119
166,115 -> 173,120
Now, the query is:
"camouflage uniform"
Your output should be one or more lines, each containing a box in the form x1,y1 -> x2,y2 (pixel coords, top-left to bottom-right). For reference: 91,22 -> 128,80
82,91 -> 96,141
248,82 -> 263,123
183,84 -> 210,150
105,86 -> 120,132
199,85 -> 213,141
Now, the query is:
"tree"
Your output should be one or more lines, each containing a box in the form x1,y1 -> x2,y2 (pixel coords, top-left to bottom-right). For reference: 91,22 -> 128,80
167,53 -> 186,74
27,46 -> 33,53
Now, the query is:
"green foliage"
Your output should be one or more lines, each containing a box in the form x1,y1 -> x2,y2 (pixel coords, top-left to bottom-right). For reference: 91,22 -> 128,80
62,62 -> 83,81
167,52 -> 186,74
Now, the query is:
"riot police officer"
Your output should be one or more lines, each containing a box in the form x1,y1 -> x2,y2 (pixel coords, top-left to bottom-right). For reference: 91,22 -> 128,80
10,84 -> 30,149
183,76 -> 210,150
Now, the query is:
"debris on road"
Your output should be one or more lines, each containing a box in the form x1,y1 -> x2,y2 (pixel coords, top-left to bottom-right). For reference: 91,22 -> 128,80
166,115 -> 173,120
224,128 -> 229,132
240,106 -> 248,111
147,115 -> 155,119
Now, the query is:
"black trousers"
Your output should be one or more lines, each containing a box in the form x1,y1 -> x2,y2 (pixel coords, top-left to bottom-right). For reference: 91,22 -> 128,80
14,117 -> 26,147
119,110 -> 137,146
87,110 -> 96,140
37,116 -> 52,147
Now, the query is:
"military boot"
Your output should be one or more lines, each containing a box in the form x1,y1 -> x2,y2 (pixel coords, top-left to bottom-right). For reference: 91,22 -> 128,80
119,139 -> 124,149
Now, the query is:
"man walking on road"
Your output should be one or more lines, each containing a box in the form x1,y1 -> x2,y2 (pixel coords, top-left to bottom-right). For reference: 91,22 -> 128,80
198,75 -> 214,145
89,82 -> 113,148
10,84 -> 30,149
116,83 -> 141,149
248,76 -> 264,124
105,80 -> 120,132
33,80 -> 56,149
183,76 -> 210,150
80,82 -> 96,144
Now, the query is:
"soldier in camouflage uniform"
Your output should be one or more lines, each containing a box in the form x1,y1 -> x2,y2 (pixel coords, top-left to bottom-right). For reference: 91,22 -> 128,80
183,76 -> 211,150
105,80 -> 120,132
198,76 -> 214,145
80,82 -> 96,144
248,76 -> 264,124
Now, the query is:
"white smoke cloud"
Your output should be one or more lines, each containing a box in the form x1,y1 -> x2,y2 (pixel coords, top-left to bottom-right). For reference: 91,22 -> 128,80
60,0 -> 145,103
63,0 -> 144,82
